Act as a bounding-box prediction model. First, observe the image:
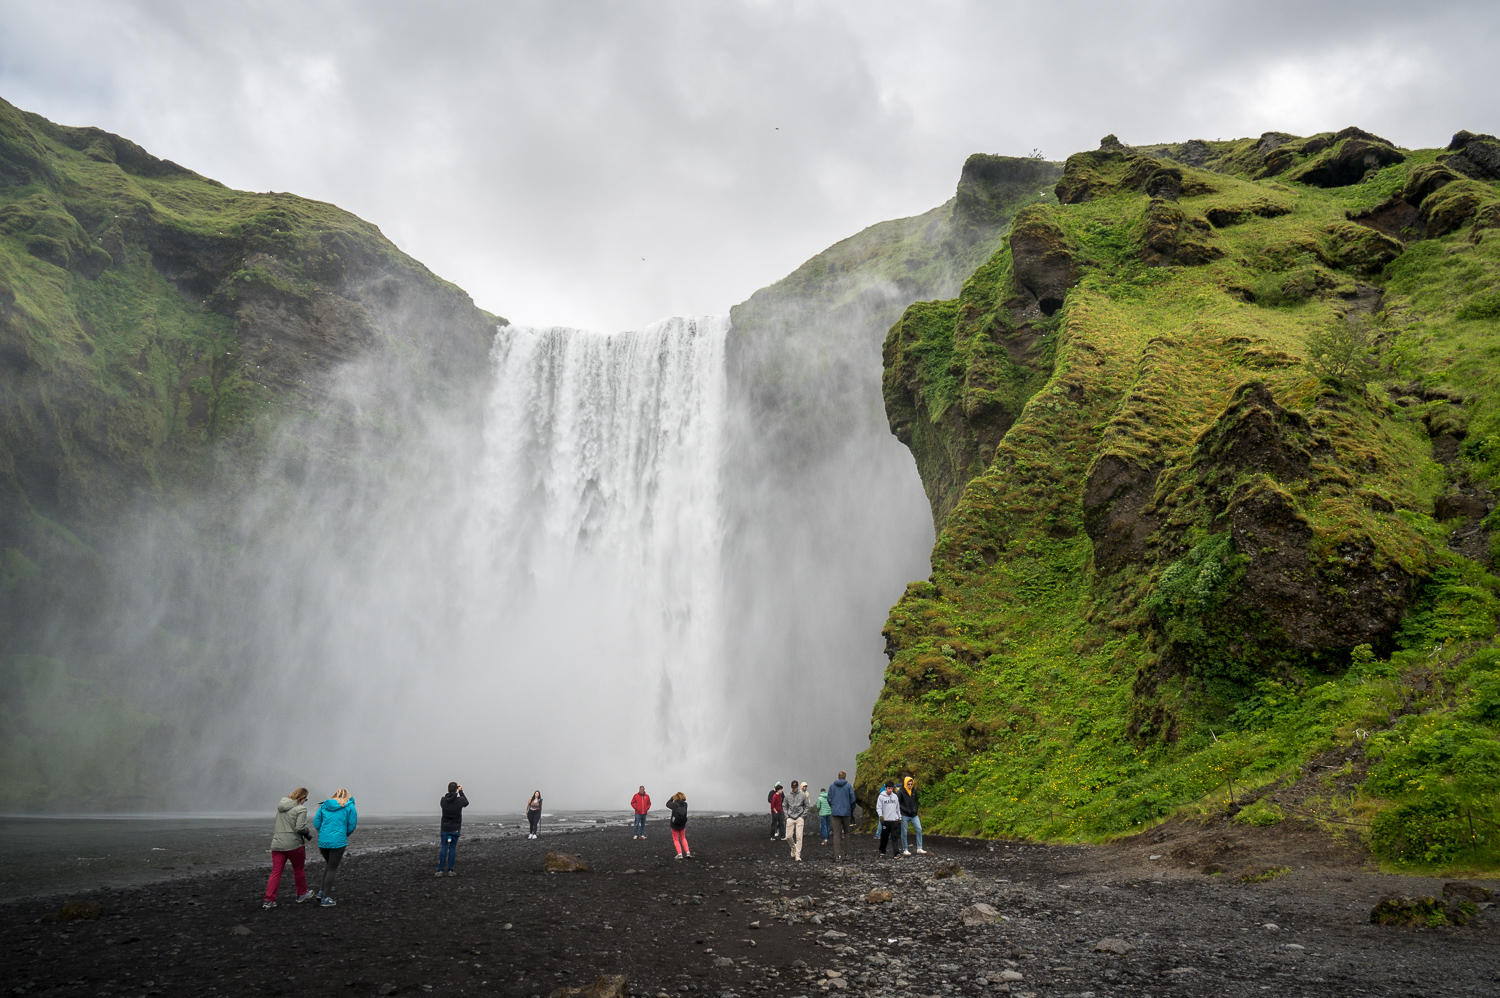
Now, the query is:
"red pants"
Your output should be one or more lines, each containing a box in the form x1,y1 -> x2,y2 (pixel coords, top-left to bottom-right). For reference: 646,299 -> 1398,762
671,827 -> 689,856
264,847 -> 307,901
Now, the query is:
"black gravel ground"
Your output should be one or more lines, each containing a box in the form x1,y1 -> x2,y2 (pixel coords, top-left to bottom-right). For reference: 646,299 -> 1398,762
3,815 -> 1498,997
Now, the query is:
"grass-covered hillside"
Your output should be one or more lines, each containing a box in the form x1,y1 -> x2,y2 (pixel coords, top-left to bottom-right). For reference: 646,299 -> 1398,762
0,97 -> 499,809
867,126 -> 1500,871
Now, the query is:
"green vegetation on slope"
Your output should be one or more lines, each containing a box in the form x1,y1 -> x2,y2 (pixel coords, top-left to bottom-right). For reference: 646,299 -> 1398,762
867,127 -> 1500,872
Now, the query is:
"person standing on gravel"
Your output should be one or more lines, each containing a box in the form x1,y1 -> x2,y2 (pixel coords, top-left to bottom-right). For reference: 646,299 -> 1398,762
526,791 -> 543,839
631,786 -> 651,839
262,787 -> 315,909
827,772 -> 855,862
783,780 -> 810,861
437,782 -> 468,876
768,783 -> 785,840
876,781 -> 902,858
312,788 -> 357,907
897,776 -> 926,856
667,792 -> 691,859
816,787 -> 832,846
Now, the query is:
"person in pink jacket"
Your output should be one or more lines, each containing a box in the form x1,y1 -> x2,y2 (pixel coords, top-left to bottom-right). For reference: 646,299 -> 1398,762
631,786 -> 651,839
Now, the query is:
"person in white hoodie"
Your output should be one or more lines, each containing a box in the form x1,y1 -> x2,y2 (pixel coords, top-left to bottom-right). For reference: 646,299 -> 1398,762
876,781 -> 902,858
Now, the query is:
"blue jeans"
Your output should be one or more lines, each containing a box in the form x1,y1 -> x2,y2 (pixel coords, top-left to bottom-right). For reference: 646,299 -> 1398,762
632,813 -> 647,835
438,830 -> 460,871
819,815 -> 831,842
899,815 -> 922,852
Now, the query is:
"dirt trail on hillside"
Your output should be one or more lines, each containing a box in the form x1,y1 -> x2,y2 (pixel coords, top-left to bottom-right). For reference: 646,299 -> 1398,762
2,817 -> 1496,997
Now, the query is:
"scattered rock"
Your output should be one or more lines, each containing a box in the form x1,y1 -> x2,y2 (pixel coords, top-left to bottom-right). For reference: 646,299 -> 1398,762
230,924 -> 252,936
1262,923 -> 1279,931
959,902 -> 1000,926
999,969 -> 1025,981
378,986 -> 397,996
1093,938 -> 1133,954
713,957 -> 734,968
819,930 -> 847,940
865,889 -> 893,904
933,862 -> 964,879
1372,894 -> 1477,927
503,923 -> 513,930
748,920 -> 760,929
548,975 -> 627,998
41,900 -> 103,922
1284,943 -> 1305,950
1443,881 -> 1496,903
544,852 -> 589,873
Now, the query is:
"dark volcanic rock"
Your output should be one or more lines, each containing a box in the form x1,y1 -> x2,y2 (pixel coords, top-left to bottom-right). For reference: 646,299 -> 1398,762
1288,127 -> 1406,188
1009,208 -> 1077,319
1083,455 -> 1162,573
1348,196 -> 1426,242
1194,382 -> 1321,481
1442,130 -> 1500,181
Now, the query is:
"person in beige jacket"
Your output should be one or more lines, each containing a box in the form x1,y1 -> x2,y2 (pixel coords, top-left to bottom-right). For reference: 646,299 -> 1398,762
262,788 -> 315,909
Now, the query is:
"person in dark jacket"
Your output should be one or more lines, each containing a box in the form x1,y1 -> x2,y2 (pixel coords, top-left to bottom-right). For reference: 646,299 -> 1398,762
826,771 -> 856,862
667,792 -> 691,858
896,776 -> 926,855
437,782 -> 468,876
768,783 -> 785,840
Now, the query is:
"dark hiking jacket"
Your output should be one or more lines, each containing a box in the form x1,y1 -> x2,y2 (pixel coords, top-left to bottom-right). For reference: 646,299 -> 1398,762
440,791 -> 469,833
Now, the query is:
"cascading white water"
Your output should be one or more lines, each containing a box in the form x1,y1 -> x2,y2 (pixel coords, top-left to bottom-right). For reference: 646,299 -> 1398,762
461,316 -> 729,776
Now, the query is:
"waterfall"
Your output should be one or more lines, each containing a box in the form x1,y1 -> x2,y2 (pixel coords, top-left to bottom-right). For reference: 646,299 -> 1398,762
463,316 -> 729,775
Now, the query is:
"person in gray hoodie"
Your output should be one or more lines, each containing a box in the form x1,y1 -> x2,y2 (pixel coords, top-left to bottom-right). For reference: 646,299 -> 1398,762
783,780 -> 810,861
262,787 -> 315,909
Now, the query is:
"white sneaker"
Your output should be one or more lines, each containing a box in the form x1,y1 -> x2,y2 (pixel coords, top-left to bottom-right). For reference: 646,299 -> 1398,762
902,850 -> 911,856
916,848 -> 927,854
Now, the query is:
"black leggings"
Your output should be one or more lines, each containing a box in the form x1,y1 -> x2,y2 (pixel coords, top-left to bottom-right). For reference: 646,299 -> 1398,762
879,820 -> 900,855
319,846 -> 345,895
528,811 -> 540,834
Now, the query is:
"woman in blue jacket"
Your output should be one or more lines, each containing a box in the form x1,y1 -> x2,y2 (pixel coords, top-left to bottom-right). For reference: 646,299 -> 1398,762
312,788 -> 358,907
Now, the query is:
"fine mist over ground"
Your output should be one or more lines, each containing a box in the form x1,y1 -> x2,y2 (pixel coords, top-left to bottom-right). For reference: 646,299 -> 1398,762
0,94 -> 1063,813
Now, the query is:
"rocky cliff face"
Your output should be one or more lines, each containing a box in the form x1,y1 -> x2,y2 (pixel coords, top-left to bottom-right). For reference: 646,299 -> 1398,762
865,128 -> 1500,869
0,97 -> 500,808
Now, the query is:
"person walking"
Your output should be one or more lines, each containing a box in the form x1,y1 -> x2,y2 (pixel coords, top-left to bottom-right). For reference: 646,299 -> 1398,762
437,782 -> 468,876
783,780 -> 810,861
312,788 -> 357,906
631,786 -> 651,839
816,787 -> 832,845
876,781 -> 902,857
896,776 -> 926,856
526,791 -> 543,838
262,787 -> 315,909
768,783 -> 785,840
827,771 -> 855,862
667,792 -> 691,859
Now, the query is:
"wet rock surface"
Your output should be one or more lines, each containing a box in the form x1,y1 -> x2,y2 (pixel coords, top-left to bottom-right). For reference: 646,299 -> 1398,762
3,817 -> 1499,997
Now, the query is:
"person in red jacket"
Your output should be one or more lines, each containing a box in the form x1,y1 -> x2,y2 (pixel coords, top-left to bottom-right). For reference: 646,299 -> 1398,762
631,785 -> 651,839
768,783 -> 785,840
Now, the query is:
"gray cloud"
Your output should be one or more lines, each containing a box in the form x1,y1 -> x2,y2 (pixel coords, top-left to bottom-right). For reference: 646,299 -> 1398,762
1,0 -> 1496,329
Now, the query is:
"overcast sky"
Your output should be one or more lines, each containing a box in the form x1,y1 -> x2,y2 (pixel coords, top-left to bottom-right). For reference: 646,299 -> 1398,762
2,1 -> 1497,331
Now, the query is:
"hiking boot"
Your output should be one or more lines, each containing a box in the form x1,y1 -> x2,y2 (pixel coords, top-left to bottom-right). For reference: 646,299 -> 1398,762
435,870 -> 445,877
296,892 -> 315,904
446,870 -> 457,877
261,900 -> 277,910
320,896 -> 337,907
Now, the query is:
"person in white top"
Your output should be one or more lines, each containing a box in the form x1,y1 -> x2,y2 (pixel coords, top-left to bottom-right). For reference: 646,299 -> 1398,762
876,781 -> 902,858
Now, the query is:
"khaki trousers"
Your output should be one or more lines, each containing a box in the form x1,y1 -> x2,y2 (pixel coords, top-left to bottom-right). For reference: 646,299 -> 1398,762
786,816 -> 805,860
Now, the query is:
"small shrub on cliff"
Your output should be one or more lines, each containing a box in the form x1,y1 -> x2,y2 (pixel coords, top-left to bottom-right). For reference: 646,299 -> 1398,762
1303,316 -> 1376,387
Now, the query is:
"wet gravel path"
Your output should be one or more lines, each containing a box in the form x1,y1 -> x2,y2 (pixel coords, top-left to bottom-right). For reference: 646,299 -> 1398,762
2,816 -> 1497,997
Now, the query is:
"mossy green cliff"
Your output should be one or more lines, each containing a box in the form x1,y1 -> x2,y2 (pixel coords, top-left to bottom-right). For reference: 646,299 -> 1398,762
0,97 -> 499,809
866,127 -> 1500,871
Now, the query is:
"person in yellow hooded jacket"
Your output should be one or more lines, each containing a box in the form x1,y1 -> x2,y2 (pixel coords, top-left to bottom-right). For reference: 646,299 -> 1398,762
896,776 -> 926,856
